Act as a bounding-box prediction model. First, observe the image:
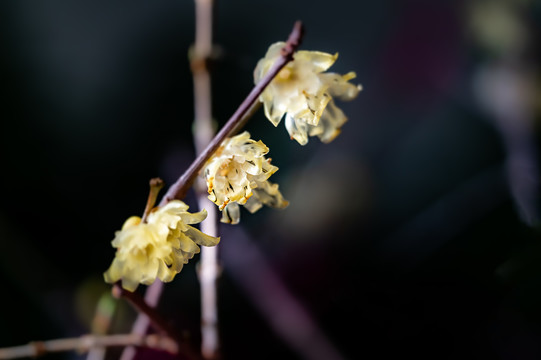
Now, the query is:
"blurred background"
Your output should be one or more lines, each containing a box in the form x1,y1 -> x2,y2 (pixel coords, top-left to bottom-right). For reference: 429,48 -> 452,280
1,0 -> 541,359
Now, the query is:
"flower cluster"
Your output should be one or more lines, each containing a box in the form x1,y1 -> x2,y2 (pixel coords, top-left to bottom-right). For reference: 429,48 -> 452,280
202,131 -> 288,224
254,42 -> 362,145
104,200 -> 220,291
104,39 -> 361,291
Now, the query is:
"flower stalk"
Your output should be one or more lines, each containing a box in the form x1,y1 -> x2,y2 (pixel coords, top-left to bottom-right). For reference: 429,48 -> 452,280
142,178 -> 165,222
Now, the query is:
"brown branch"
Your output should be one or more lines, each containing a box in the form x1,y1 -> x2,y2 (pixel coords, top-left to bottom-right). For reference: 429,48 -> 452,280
119,281 -> 166,360
112,284 -> 179,341
113,284 -> 201,360
159,20 -> 304,205
0,334 -> 178,360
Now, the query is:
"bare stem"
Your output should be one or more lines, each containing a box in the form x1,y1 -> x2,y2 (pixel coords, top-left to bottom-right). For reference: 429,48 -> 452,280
113,284 -> 200,360
85,292 -> 117,360
192,0 -> 220,358
119,281 -> 165,360
0,334 -> 178,360
112,284 -> 179,341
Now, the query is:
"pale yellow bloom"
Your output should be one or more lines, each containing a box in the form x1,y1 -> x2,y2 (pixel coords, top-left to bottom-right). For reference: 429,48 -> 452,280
203,131 -> 288,224
254,42 -> 362,145
104,200 -> 220,291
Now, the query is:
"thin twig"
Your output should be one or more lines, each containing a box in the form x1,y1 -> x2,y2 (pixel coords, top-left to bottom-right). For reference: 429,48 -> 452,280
113,285 -> 201,360
119,281 -> 165,360
191,0 -> 220,358
112,284 -> 180,341
0,334 -> 178,360
85,291 -> 117,360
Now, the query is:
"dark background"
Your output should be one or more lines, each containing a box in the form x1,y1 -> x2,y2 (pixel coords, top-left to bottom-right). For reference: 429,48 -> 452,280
1,0 -> 541,359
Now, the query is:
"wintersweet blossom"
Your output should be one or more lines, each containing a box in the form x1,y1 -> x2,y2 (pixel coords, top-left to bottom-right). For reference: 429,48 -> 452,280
254,42 -> 362,145
103,200 -> 220,291
203,131 -> 288,224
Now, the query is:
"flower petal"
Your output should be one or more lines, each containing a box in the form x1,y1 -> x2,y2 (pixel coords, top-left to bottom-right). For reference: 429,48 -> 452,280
252,181 -> 289,210
179,209 -> 208,225
285,113 -> 309,145
320,72 -> 362,101
170,248 -> 187,271
254,42 -> 285,83
157,262 -> 176,283
122,216 -> 142,230
294,50 -> 338,73
302,91 -> 331,126
178,233 -> 201,255
243,197 -> 263,214
121,277 -> 140,293
184,225 -> 220,246
221,202 -> 241,224
309,100 -> 348,143
103,258 -> 123,284
262,94 -> 286,126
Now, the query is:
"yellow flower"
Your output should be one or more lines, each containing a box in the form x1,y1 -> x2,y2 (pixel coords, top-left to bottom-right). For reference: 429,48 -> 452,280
254,42 -> 362,145
103,200 -> 220,291
203,131 -> 288,224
